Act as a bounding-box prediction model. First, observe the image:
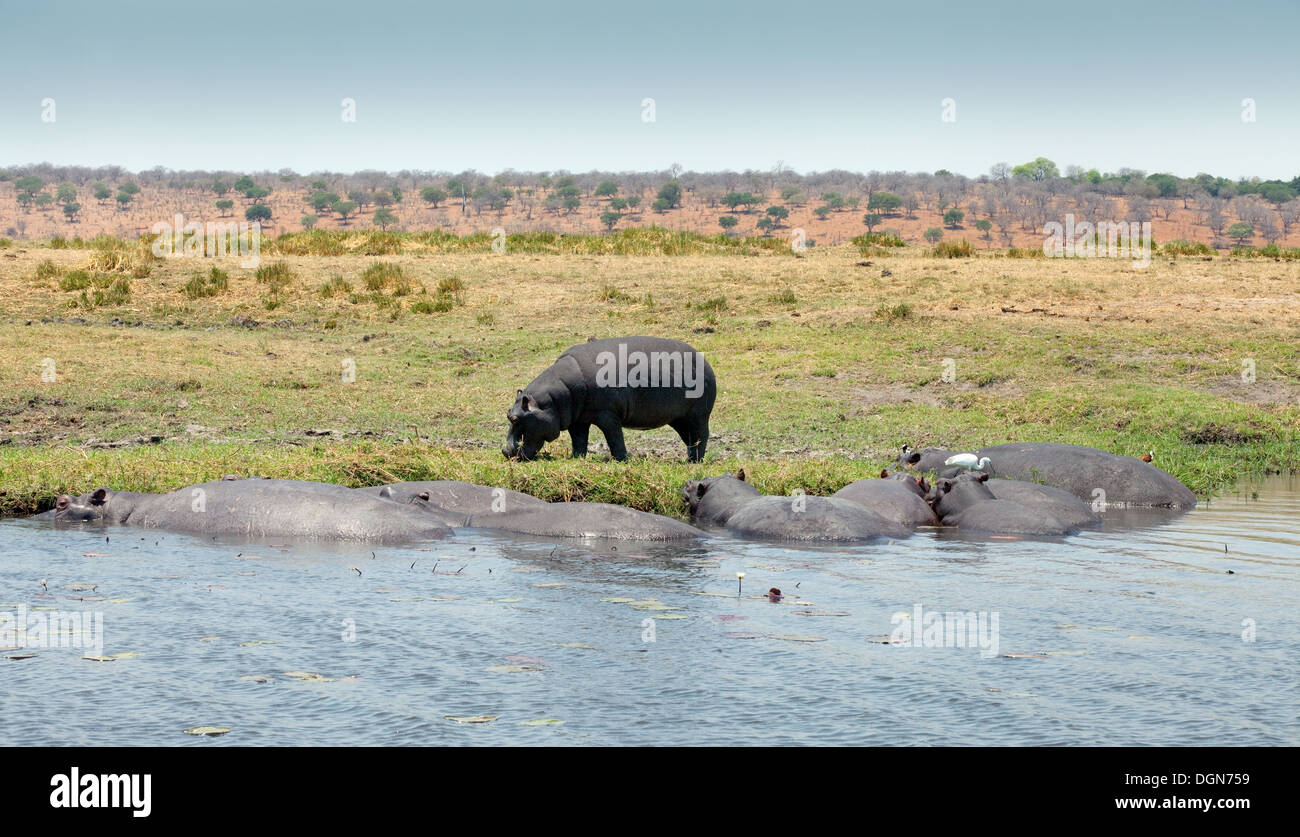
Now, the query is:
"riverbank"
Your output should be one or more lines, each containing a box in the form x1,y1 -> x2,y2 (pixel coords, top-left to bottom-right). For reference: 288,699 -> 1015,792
1,236 -> 1296,516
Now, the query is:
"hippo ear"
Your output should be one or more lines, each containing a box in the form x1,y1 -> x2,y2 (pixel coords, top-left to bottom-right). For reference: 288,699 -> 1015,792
90,488 -> 109,505
417,492 -> 431,501
735,467 -> 747,482
378,486 -> 394,498
521,395 -> 533,411
695,483 -> 708,498
977,472 -> 989,482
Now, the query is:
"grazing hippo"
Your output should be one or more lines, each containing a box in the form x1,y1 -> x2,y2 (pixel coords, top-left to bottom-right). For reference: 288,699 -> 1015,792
503,336 -> 717,462
50,479 -> 452,544
468,502 -> 705,541
985,478 -> 1100,528
970,443 -> 1197,509
724,495 -> 911,543
833,475 -> 939,527
358,480 -> 549,526
681,469 -> 762,526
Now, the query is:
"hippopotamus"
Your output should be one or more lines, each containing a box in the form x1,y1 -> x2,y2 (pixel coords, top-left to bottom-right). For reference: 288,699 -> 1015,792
358,480 -> 549,526
984,478 -> 1100,528
681,469 -> 762,526
468,502 -> 705,541
49,479 -> 452,544
898,445 -> 960,476
930,473 -> 1076,536
725,495 -> 912,542
503,336 -> 717,462
833,473 -> 939,527
967,443 -> 1196,509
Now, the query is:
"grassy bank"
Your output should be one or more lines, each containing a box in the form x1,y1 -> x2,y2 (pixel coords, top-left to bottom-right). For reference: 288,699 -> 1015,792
1,236 -> 1296,517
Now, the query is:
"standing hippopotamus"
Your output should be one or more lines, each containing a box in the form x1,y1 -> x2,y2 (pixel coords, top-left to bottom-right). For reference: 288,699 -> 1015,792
503,336 -> 716,462
50,479 -> 452,544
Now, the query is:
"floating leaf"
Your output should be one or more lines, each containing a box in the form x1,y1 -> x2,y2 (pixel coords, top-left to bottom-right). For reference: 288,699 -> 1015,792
652,613 -> 690,620
505,655 -> 547,665
62,583 -> 98,591
198,636 -> 221,642
5,652 -> 37,660
600,597 -> 636,603
428,595 -> 462,602
112,652 -> 140,659
534,583 -> 565,588
493,597 -> 526,603
445,715 -> 497,724
106,598 -> 133,604
81,655 -> 115,662
183,726 -> 230,736
1001,653 -> 1047,660
767,634 -> 827,642
486,664 -> 543,673
517,718 -> 565,726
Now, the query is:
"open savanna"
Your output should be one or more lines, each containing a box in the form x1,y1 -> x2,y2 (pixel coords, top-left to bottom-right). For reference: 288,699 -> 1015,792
0,232 -> 1297,517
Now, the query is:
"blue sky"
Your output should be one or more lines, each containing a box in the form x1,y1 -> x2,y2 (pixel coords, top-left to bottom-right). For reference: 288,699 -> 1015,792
1,0 -> 1296,178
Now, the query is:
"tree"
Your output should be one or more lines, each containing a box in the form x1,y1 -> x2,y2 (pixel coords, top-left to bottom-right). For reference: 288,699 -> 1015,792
310,179 -> 327,191
373,190 -> 394,208
651,197 -> 671,213
35,194 -> 54,212
1226,222 -> 1253,245
625,195 -> 641,211
62,201 -> 81,222
780,185 -> 801,202
420,186 -> 447,208
246,204 -> 273,223
14,175 -> 43,196
213,179 -> 230,195
1011,157 -> 1060,181
718,215 -> 739,233
92,182 -> 112,204
756,217 -> 774,236
309,191 -> 339,213
765,205 -> 789,226
609,197 -> 628,211
813,206 -> 832,220
332,200 -> 357,223
656,180 -> 683,209
943,208 -> 965,228
216,199 -> 234,216
924,227 -> 944,244
863,213 -> 882,232
974,218 -> 993,241
121,182 -> 141,196
599,211 -> 623,231
233,175 -> 254,193
301,214 -> 318,231
373,208 -> 398,230
595,180 -> 618,198
867,191 -> 902,215
17,193 -> 32,212
245,185 -> 270,203
57,183 -> 77,204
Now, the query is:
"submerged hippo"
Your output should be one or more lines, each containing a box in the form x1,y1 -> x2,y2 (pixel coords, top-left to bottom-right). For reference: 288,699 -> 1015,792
931,473 -> 1076,536
681,469 -> 761,526
468,502 -> 705,541
50,479 -> 452,544
503,336 -> 717,462
985,478 -> 1100,528
359,480 -> 549,526
969,443 -> 1196,509
833,474 -> 939,528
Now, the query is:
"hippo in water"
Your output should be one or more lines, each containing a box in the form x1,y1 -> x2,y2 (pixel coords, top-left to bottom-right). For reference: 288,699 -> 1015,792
468,502 -> 705,541
930,473 -> 1076,536
833,471 -> 938,528
503,336 -> 717,462
984,478 -> 1100,529
967,443 -> 1197,509
359,480 -> 549,526
50,479 -> 452,544
684,472 -> 910,542
681,469 -> 761,526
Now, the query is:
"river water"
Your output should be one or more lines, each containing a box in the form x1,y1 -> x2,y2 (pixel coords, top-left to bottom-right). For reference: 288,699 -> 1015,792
1,475 -> 1296,746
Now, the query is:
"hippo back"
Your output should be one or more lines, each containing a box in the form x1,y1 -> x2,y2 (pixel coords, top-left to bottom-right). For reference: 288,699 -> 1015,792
833,479 -> 938,527
725,496 -> 910,542
975,443 -> 1196,509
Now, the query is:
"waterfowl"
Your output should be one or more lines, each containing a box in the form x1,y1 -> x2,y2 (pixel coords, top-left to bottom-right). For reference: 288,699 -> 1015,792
768,587 -> 784,603
944,453 -> 992,472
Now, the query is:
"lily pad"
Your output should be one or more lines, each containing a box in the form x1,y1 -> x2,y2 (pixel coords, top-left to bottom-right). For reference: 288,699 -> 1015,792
600,597 -> 636,603
81,655 -> 115,662
112,652 -> 140,659
1001,653 -> 1048,660
5,652 -> 38,660
533,583 -> 565,588
198,636 -> 221,642
183,726 -> 230,736
445,715 -> 497,724
651,613 -> 690,620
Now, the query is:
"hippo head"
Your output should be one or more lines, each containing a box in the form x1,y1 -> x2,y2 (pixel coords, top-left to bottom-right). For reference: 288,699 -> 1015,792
53,488 -> 112,523
898,445 -> 922,468
502,390 -> 562,461
681,469 -> 755,520
930,472 -> 993,518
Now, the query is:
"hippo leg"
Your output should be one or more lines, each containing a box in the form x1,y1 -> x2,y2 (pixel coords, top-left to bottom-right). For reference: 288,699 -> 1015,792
671,416 -> 708,462
570,422 -> 591,457
594,412 -> 628,461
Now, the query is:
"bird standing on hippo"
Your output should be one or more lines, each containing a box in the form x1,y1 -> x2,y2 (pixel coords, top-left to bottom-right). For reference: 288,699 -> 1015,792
503,337 -> 716,462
